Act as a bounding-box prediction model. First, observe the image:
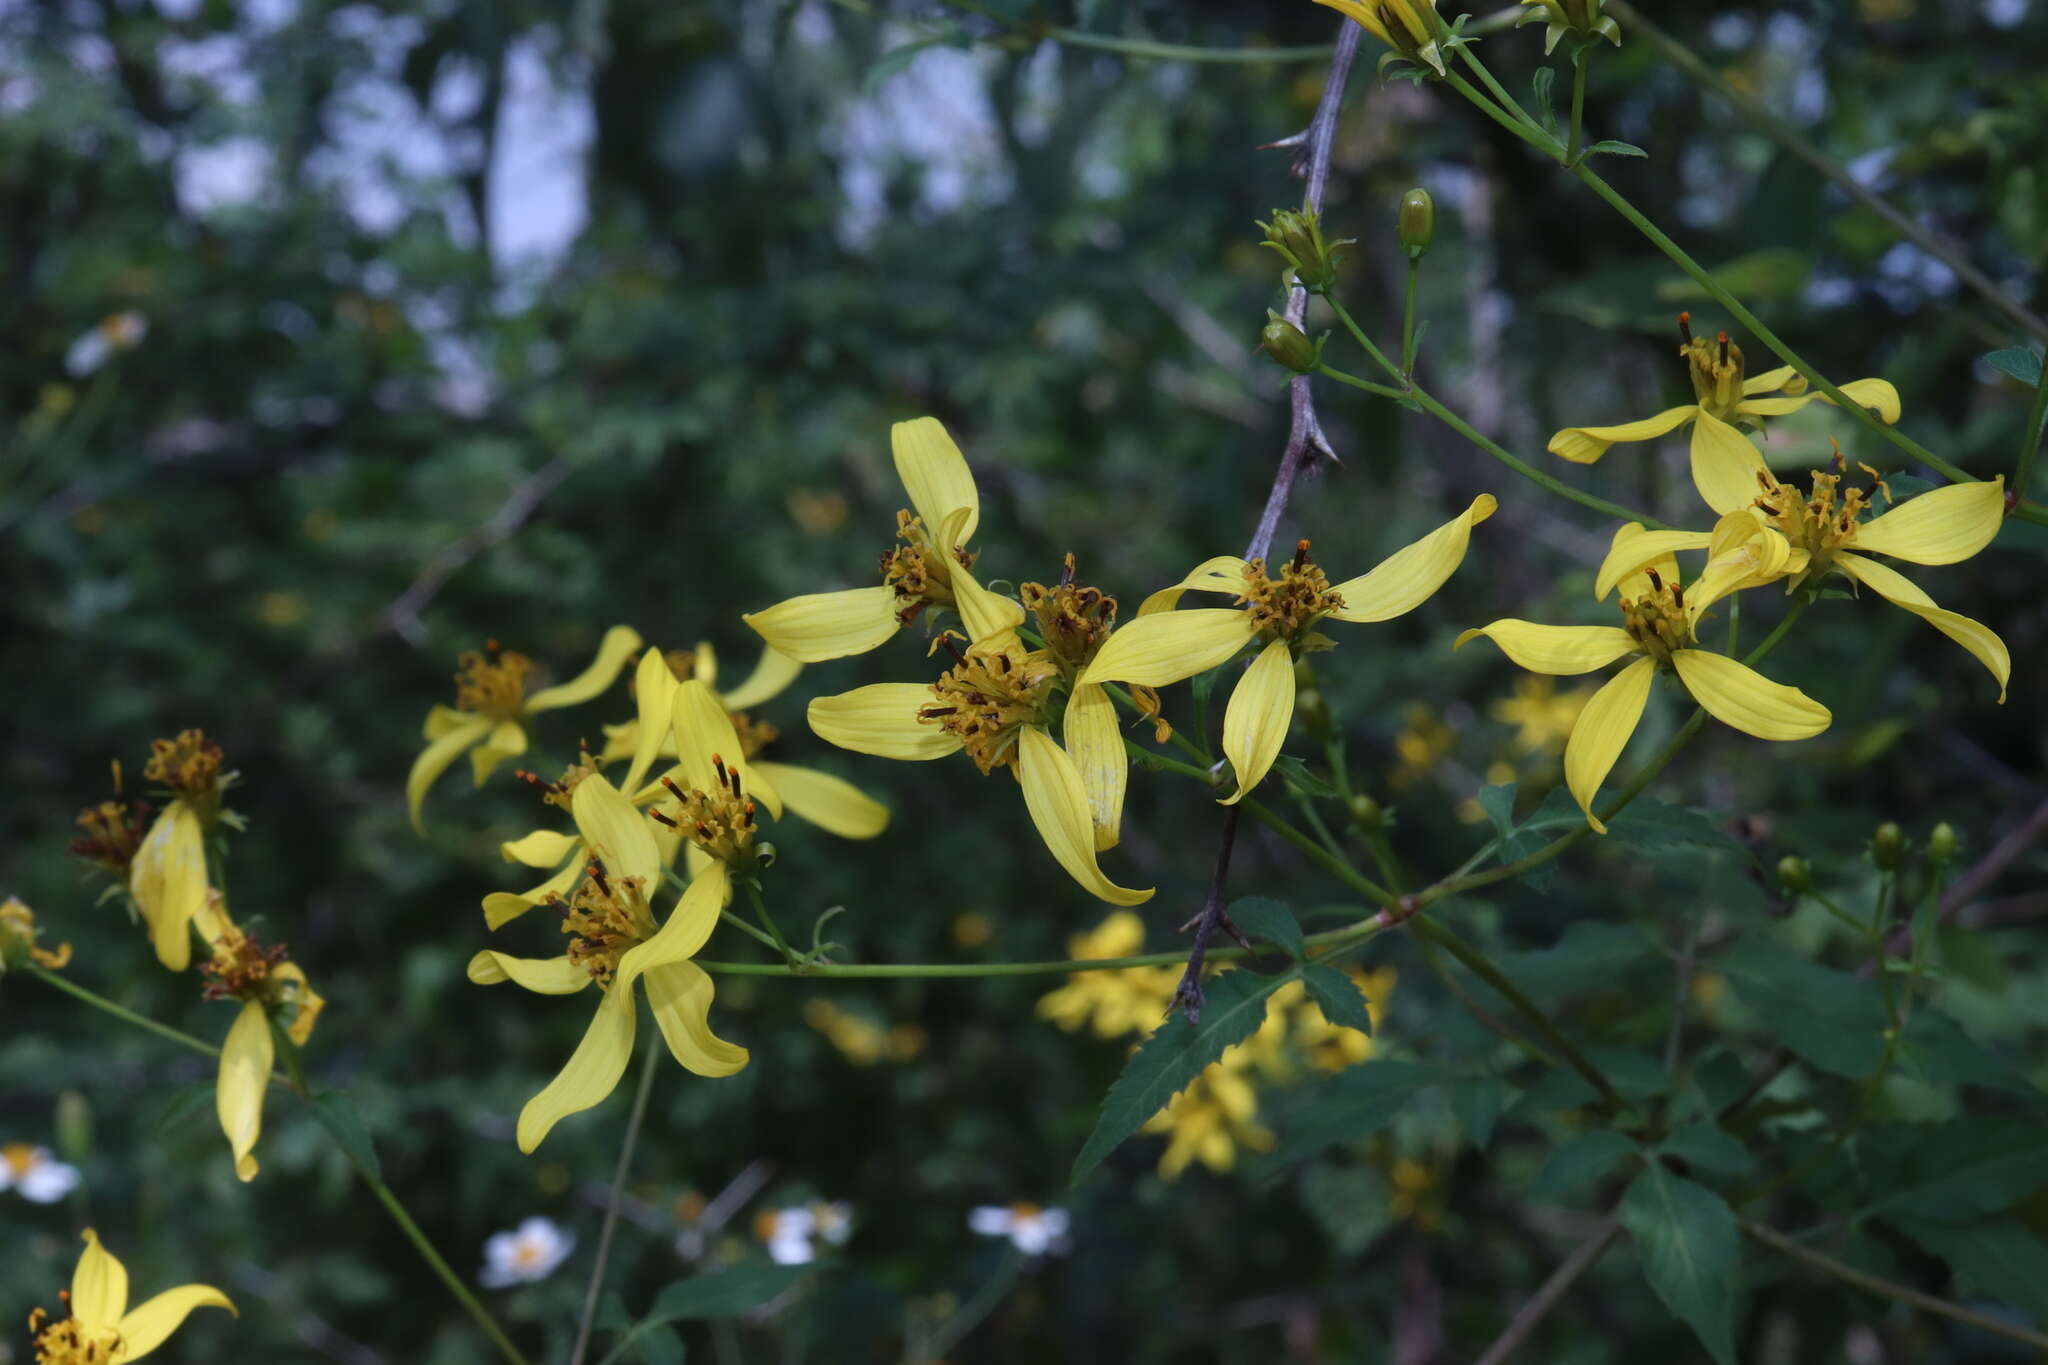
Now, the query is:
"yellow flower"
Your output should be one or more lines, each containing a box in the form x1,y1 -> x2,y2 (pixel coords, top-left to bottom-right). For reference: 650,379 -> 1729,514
28,1229 -> 234,1363
407,625 -> 643,833
1290,965 -> 1396,1072
1490,677 -> 1591,756
1035,912 -> 1180,1039
1079,496 -> 1496,805
1549,315 -> 1901,514
1595,454 -> 2011,702
470,681 -> 762,1152
128,731 -> 239,972
1313,0 -> 1449,76
196,899 -> 324,1181
743,418 -> 1022,662
1517,0 -> 1620,53
808,570 -> 1151,905
1142,1048 -> 1274,1180
1458,521 -> 1831,832
0,896 -> 72,972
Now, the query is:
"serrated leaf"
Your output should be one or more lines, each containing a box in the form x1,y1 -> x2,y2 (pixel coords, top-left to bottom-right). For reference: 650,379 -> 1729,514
1532,1129 -> 1639,1198
1071,969 -> 1292,1185
1983,346 -> 2043,387
647,1266 -> 809,1324
1270,1060 -> 1441,1165
1660,1123 -> 1755,1179
1588,139 -> 1649,158
1716,940 -> 1887,1077
1302,963 -> 1374,1034
1867,1120 -> 2048,1225
1476,781 -> 1518,838
1450,1076 -> 1513,1151
1620,1166 -> 1741,1365
308,1090 -> 380,1182
1227,897 -> 1304,960
1888,1216 -> 2048,1318
1898,1007 -> 2040,1096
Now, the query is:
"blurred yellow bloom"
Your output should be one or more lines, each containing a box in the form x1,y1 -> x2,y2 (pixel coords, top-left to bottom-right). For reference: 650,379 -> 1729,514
29,1229 -> 234,1364
1290,965 -> 1396,1072
1389,1158 -> 1443,1229
129,732 -> 235,972
1081,497 -> 1495,805
1143,1049 -> 1274,1180
744,418 -> 1022,662
1491,677 -> 1591,756
1391,703 -> 1457,790
803,999 -> 926,1065
1313,0 -> 1448,75
407,626 -> 642,833
1459,520 -> 1830,832
0,897 -> 72,972
196,899 -> 324,1181
1036,912 -> 1179,1038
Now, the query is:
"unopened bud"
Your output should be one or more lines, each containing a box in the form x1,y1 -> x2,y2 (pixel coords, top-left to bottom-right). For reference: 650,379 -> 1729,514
1261,311 -> 1319,374
1398,189 -> 1435,258
1349,794 -> 1384,832
1257,207 -> 1352,293
56,1090 -> 92,1164
1295,688 -> 1330,735
1776,855 -> 1811,894
1928,823 -> 1958,865
1871,822 -> 1905,870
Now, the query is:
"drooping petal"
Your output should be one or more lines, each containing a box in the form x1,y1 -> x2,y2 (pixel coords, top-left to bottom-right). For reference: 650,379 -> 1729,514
468,950 -> 592,994
716,642 -> 803,711
1564,656 -> 1656,834
1836,553 -> 2010,702
1326,494 -> 1497,622
405,716 -> 492,833
1078,609 -> 1250,688
422,704 -> 474,740
1742,364 -> 1801,396
1061,681 -> 1126,850
809,685 -> 963,760
1850,477 -> 2006,566
1138,556 -> 1252,616
1016,726 -> 1153,905
644,961 -> 750,1078
501,829 -> 580,869
516,984 -> 636,1153
72,1228 -> 129,1328
484,858 -> 582,930
114,1285 -> 237,1363
621,647 -> 682,796
1670,648 -> 1831,740
217,1000 -> 272,1182
1593,528 -> 1715,601
952,561 -> 1026,646
1218,640 -> 1296,805
1729,392 -> 1820,418
1548,405 -> 1698,464
1310,0 -> 1392,44
570,772 -> 662,888
467,720 -> 527,786
131,801 -> 208,971
751,760 -> 890,839
743,586 -> 901,663
1607,521 -> 1688,602
892,416 -> 980,545
671,679 -> 783,819
616,862 -> 730,995
1825,377 -> 1902,424
1454,621 -> 1637,675
524,624 -> 645,712
1689,409 -> 1771,515
1685,513 -> 1794,620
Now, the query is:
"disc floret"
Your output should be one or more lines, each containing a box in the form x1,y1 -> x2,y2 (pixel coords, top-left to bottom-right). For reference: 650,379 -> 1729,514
1679,314 -> 1754,419
880,510 -> 977,627
1618,568 -> 1694,664
652,757 -> 763,867
1751,447 -> 1891,572
1239,540 -> 1346,645
917,638 -> 1059,775
453,639 -> 533,718
1020,554 -> 1117,673
554,858 -> 660,990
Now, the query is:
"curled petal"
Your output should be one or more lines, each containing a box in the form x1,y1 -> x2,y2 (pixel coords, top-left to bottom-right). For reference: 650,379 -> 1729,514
743,586 -> 901,663
484,858 -> 580,931
1548,405 -> 1698,464
1079,609 -> 1249,688
524,624 -> 644,712
1828,377 -> 1903,424
751,760 -> 890,839
517,984 -> 636,1153
1730,393 -> 1819,418
672,679 -> 782,819
467,720 -> 527,786
1138,556 -> 1252,617
1220,639 -> 1295,805
1017,726 -> 1153,906
1311,0 -> 1392,43
1594,528 -> 1714,601
1455,621 -> 1637,676
1689,409 -> 1771,515
1327,494 -> 1497,622
644,961 -> 750,1078
1851,477 -> 2005,566
952,561 -> 1027,646
1061,681 -> 1126,850
132,802 -> 209,971
1607,521 -> 1687,602
716,642 -> 803,711
468,951 -> 591,994
893,416 -> 980,546
274,963 -> 325,1046
570,773 -> 662,888
809,685 -> 961,760
1670,648 -> 1831,740
1837,553 -> 2010,702
115,1285 -> 237,1363
1565,656 -> 1656,834
617,862 -> 730,996
72,1229 -> 129,1329
501,829 -> 580,868
218,1000 -> 272,1182
621,648 -> 682,795
405,716 -> 492,834
1742,364 -> 1802,396
1685,513 -> 1794,620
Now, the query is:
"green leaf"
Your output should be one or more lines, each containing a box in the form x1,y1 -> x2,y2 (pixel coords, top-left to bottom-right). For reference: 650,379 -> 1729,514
1271,754 -> 1340,800
646,1266 -> 810,1324
1867,1120 -> 2048,1225
1476,781 -> 1518,837
1983,346 -> 2044,387
1450,1076 -> 1513,1151
1229,897 -> 1304,960
1070,969 -> 1292,1185
1660,1123 -> 1755,1179
635,1326 -> 684,1365
1270,1060 -> 1442,1165
308,1090 -> 381,1182
596,1292 -> 631,1332
1531,66 -> 1558,135
1620,1165 -> 1741,1365
1889,1216 -> 2048,1318
1302,963 -> 1375,1034
1716,939 -> 1887,1077
1499,921 -> 1658,1002
1587,139 -> 1649,158
1532,1130 -> 1639,1199
1897,1007 -> 2040,1097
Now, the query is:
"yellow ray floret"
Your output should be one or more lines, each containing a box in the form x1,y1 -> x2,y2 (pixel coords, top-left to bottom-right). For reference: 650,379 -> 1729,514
29,1230 -> 235,1363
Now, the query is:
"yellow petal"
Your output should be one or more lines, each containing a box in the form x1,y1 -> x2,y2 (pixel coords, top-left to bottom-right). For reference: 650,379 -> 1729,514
72,1229 -> 129,1328
671,678 -> 782,819
616,862 -> 730,996
1828,376 -> 1902,424
1138,556 -> 1251,617
953,561 -> 1027,646
1549,405 -> 1697,464
751,760 -> 890,839
1851,477 -> 2005,566
1454,621 -> 1637,675
1219,639 -> 1295,805
1606,521 -> 1686,602
570,772 -> 661,888
218,1000 -> 272,1183
405,716 -> 492,834
1593,528 -> 1714,601
131,802 -> 208,972
716,642 -> 803,711
620,647 -> 682,796
691,640 -> 719,690
468,950 -> 592,994
484,858 -> 581,930
1837,553 -> 2010,702
524,624 -> 644,712
467,720 -> 527,786
1564,656 -> 1655,833
1311,0 -> 1392,43
809,684 -> 962,760
1016,726 -> 1152,905
1670,648 -> 1831,740
422,703 -> 473,741
500,829 -> 580,868
1730,392 -> 1820,418
1689,409 -> 1771,515
1326,494 -> 1497,623
1061,681 -> 1126,850
114,1285 -> 237,1363
1078,609 -> 1249,688
516,984 -> 636,1153
1684,511 -> 1793,620
743,585 -> 901,663
644,961 -> 750,1078
1742,364 -> 1801,396
273,963 -> 324,1046
892,416 -> 980,545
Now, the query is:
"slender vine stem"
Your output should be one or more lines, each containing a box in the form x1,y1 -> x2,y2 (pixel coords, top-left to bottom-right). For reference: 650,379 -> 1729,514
1565,51 -> 1587,167
1400,257 -> 1421,378
570,1025 -> 662,1365
912,1250 -> 1022,1363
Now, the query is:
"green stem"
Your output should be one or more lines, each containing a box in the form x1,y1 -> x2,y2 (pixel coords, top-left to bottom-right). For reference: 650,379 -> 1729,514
913,1250 -> 1022,1363
1314,366 -> 1406,401
1044,27 -> 1333,63
745,881 -> 800,967
571,1024 -> 662,1365
1401,257 -> 1420,377
1445,70 -> 1563,159
32,967 -> 224,1062
1454,41 -> 1539,131
2016,362 -> 2048,504
1565,51 -> 1587,167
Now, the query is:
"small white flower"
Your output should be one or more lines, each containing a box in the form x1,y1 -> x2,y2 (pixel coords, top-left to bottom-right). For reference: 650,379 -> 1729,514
64,312 -> 149,378
809,1200 -> 853,1247
968,1203 -> 1070,1256
0,1144 -> 80,1204
755,1206 -> 817,1265
479,1217 -> 574,1288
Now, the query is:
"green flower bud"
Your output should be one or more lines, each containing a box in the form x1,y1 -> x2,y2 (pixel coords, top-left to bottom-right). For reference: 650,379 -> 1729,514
1261,311 -> 1319,374
56,1090 -> 92,1164
1349,793 -> 1384,832
1776,855 -> 1811,894
1928,822 -> 1959,865
1257,207 -> 1352,294
1398,189 -> 1435,258
1295,688 -> 1331,736
1872,822 -> 1906,871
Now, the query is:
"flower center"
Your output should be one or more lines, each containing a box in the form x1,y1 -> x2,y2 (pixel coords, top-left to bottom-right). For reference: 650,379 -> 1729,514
1751,450 -> 1888,567
454,640 -> 532,717
29,1297 -> 120,1365
516,753 -> 601,812
1020,554 -> 1117,673
651,759 -> 760,866
70,796 -> 152,876
1678,314 -> 1746,418
916,639 -> 1057,775
554,860 -> 659,989
199,924 -> 293,1005
1618,568 -> 1695,663
1239,540 -> 1344,644
729,712 -> 779,760
879,510 -> 975,627
144,730 -> 224,800
4,1143 -> 35,1177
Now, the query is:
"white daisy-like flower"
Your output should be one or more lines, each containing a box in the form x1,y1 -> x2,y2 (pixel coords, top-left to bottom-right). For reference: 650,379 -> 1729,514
0,1143 -> 81,1204
809,1200 -> 853,1247
479,1217 -> 575,1287
968,1203 -> 1070,1256
755,1207 -> 818,1265
64,311 -> 149,378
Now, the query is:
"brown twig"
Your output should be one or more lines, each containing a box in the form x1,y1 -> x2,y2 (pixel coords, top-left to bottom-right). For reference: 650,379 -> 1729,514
1472,1214 -> 1623,1365
378,454 -> 575,647
1173,806 -> 1244,1023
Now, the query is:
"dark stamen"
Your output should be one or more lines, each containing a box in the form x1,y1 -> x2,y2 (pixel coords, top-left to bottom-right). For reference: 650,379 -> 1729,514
1677,312 -> 1693,346
649,809 -> 679,828
587,859 -> 611,899
1716,331 -> 1729,366
1293,538 -> 1311,571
